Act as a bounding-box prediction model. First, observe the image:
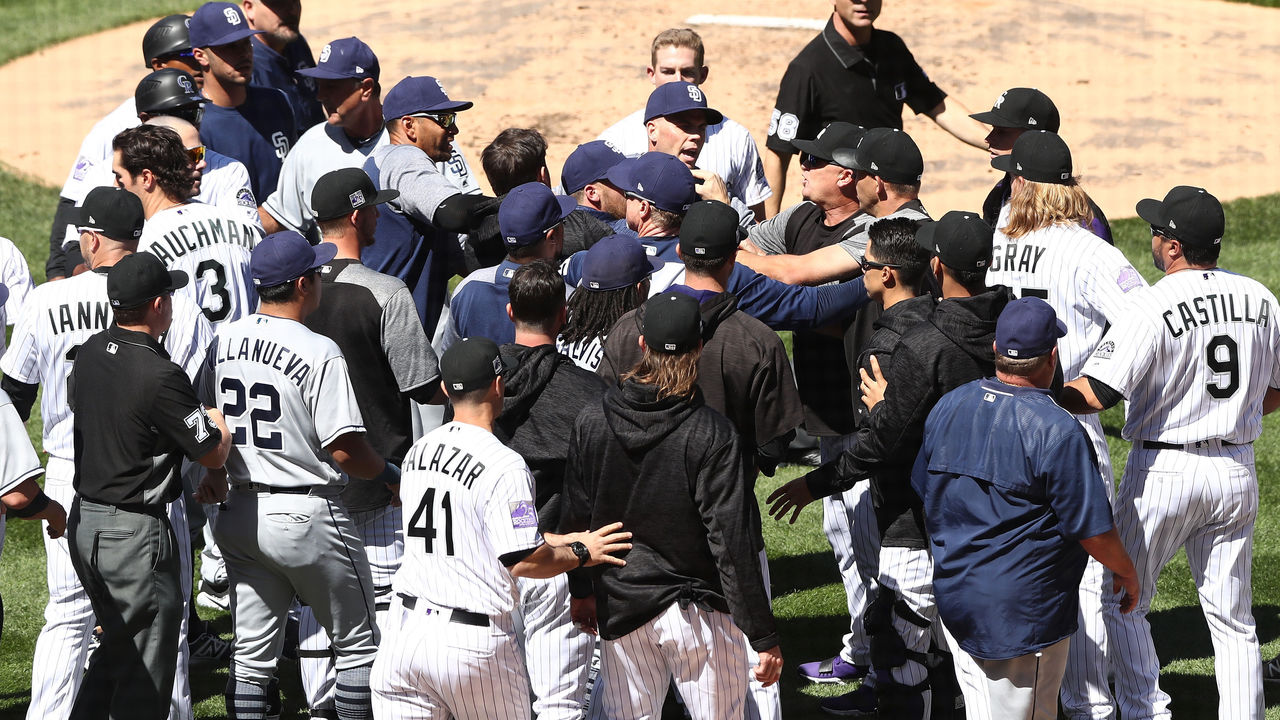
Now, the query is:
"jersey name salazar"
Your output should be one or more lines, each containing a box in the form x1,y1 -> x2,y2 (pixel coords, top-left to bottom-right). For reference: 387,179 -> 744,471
1162,288 -> 1271,338
146,214 -> 258,266
212,334 -> 312,388
403,437 -> 485,491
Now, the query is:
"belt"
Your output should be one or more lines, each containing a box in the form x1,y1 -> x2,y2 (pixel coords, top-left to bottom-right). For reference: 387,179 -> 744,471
397,594 -> 489,627
233,482 -> 322,495
1142,440 -> 1241,451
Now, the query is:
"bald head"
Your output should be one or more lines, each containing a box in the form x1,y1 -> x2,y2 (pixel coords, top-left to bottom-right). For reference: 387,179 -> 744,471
143,115 -> 203,195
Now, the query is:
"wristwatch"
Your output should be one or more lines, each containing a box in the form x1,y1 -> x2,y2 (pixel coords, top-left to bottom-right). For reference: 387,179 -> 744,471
570,541 -> 590,568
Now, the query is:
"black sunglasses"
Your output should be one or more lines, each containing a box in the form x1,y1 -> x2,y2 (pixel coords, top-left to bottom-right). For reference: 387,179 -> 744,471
799,152 -> 829,169
858,257 -> 901,273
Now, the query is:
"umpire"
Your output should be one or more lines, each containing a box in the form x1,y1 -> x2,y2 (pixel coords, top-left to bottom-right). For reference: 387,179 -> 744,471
67,252 -> 231,720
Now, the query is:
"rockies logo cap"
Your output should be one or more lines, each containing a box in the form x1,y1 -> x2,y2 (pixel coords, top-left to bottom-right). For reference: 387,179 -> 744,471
580,234 -> 663,291
311,167 -> 399,222
643,82 -> 724,125
996,297 -> 1067,358
440,337 -> 510,393
991,130 -> 1073,185
73,187 -> 145,242
561,140 -> 627,195
107,252 -> 189,309
250,231 -> 338,288
679,200 -> 743,261
915,211 -> 994,273
498,183 -> 577,249
1136,186 -> 1225,247
382,75 -> 473,122
605,153 -> 698,215
188,2 -> 262,48
640,291 -> 703,354
831,127 -> 924,185
297,37 -> 379,81
791,122 -> 866,165
970,88 -> 1061,132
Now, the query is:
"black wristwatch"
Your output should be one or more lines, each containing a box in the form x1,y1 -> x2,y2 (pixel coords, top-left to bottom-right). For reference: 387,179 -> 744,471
570,541 -> 590,568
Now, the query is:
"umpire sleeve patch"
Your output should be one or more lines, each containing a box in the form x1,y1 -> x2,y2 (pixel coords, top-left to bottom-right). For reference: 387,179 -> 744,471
509,500 -> 538,529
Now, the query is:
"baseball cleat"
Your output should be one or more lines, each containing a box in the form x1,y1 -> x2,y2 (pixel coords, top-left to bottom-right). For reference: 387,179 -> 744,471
798,655 -> 869,684
189,630 -> 232,667
818,682 -> 877,716
1264,655 -> 1280,683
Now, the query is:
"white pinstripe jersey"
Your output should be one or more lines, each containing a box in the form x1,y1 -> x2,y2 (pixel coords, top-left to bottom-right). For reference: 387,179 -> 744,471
1082,268 -> 1280,444
0,236 -> 34,325
202,314 -> 364,488
395,421 -> 542,616
988,217 -> 1147,379
0,270 -> 212,459
139,202 -> 260,325
0,389 -> 43,496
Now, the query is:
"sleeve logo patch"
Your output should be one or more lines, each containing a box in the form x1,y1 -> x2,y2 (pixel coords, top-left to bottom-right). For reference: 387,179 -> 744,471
236,187 -> 257,208
72,156 -> 92,181
509,500 -> 538,529
1117,267 -> 1143,293
1094,340 -> 1115,359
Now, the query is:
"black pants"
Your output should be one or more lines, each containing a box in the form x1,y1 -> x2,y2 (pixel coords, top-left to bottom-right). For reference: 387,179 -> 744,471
68,497 -> 182,720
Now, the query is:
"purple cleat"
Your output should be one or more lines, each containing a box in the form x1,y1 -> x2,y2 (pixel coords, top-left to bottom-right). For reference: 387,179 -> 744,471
797,655 -> 869,684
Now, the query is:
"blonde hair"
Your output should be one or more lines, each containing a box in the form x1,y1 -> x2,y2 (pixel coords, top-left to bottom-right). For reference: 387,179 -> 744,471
1001,177 -> 1094,239
622,345 -> 701,400
651,28 -> 704,68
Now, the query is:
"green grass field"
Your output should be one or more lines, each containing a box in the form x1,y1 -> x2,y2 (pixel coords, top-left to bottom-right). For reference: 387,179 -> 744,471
3,0 -> 1280,718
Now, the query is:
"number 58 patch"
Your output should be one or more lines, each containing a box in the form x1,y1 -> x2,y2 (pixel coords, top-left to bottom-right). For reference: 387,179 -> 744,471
509,500 -> 538,529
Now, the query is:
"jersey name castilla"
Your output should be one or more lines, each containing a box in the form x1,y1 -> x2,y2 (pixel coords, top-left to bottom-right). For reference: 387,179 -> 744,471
1161,289 -> 1271,338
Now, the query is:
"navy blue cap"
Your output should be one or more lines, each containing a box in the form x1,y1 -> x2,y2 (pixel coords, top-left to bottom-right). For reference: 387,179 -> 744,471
606,153 -> 698,215
643,82 -> 724,125
251,231 -> 338,288
581,234 -> 663,291
189,2 -> 262,48
499,183 -> 576,248
297,37 -> 379,81
642,291 -> 702,354
382,76 -> 473,122
996,297 -> 1067,359
562,140 -> 627,195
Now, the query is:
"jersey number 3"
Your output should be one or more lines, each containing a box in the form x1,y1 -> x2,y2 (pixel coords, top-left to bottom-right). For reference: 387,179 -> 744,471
409,488 -> 455,555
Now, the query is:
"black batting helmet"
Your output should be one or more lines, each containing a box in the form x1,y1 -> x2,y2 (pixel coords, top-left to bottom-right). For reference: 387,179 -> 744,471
135,69 -> 206,122
141,14 -> 192,68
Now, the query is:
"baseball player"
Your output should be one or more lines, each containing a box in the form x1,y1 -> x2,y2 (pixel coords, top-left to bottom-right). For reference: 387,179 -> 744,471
262,40 -> 481,240
557,234 -> 661,372
597,28 -> 771,223
370,336 -> 630,720
243,0 -> 325,135
1,187 -> 217,720
560,140 -> 631,235
190,1 -> 296,200
0,236 -> 33,324
144,113 -> 263,230
1062,187 -> 1280,720
984,129 -> 1146,719
202,231 -> 399,719
113,124 -> 260,324
762,1 -> 986,216
46,14 -> 201,279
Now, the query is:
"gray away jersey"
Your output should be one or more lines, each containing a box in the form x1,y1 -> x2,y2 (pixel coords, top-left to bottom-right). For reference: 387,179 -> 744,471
394,421 -> 542,617
202,314 -> 364,488
1082,269 -> 1280,444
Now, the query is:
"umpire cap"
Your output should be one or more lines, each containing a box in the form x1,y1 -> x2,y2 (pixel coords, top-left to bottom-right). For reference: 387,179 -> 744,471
141,15 -> 192,68
135,69 -> 206,115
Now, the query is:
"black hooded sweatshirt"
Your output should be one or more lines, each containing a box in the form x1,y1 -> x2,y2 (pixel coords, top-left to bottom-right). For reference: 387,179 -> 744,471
495,343 -> 607,531
804,286 -> 1016,547
558,380 -> 779,651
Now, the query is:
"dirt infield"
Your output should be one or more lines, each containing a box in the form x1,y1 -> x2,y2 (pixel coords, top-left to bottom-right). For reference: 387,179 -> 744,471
4,0 -> 1280,219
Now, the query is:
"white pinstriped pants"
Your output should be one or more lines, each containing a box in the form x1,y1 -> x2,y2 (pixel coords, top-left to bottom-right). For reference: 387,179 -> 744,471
942,622 -> 1069,720
873,545 -> 937,719
1105,443 -> 1262,720
371,597 -> 530,720
818,435 -> 879,668
513,573 -> 594,720
593,602 -> 750,720
27,458 -> 194,720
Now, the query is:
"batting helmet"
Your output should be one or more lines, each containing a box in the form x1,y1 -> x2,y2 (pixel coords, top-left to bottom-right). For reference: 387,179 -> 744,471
135,69 -> 206,118
141,14 -> 192,68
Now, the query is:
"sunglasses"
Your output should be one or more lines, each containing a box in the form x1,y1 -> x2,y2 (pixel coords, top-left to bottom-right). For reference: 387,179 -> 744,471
799,152 -> 829,169
858,256 -> 901,273
410,112 -> 457,129
186,145 -> 206,165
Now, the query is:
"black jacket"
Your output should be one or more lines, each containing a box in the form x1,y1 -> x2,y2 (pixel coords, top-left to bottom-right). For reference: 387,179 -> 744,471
805,286 -> 1015,547
851,294 -> 936,428
559,380 -> 779,651
496,343 -> 607,531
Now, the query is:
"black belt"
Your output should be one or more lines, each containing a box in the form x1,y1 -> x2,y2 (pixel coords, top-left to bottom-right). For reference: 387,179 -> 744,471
397,594 -> 489,627
1142,440 -> 1241,451
234,483 -> 312,494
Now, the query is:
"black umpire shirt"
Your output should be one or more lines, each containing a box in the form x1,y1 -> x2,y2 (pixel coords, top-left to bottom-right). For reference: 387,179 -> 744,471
766,18 -> 946,155
69,324 -> 221,507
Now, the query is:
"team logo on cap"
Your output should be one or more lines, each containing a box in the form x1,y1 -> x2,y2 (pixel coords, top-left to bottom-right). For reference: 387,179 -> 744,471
436,79 -> 447,93
492,355 -> 502,375
349,190 -> 365,207
1027,117 -> 1038,126
318,44 -> 332,63
1169,219 -> 1177,229
177,76 -> 194,94
588,281 -> 601,289
693,247 -> 706,255
132,226 -> 142,238
687,85 -> 703,102
994,92 -> 1007,108
663,343 -> 677,351
450,381 -> 463,390
870,162 -> 879,171
223,7 -> 241,24
636,181 -> 645,192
